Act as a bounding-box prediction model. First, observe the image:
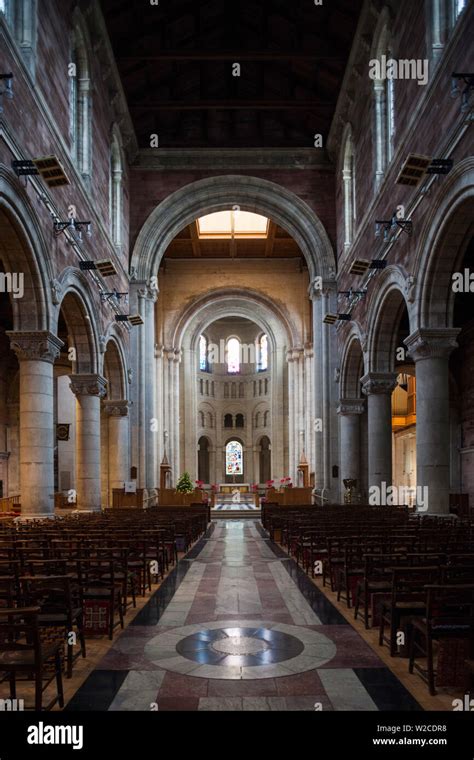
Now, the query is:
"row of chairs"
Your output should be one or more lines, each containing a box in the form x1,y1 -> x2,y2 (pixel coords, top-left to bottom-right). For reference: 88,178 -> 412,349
0,507 -> 209,709
265,504 -> 474,696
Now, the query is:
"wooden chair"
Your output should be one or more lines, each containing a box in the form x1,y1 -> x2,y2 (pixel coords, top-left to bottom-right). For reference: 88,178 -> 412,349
409,584 -> 474,695
0,606 -> 64,710
354,553 -> 406,629
379,566 -> 440,656
20,575 -> 86,678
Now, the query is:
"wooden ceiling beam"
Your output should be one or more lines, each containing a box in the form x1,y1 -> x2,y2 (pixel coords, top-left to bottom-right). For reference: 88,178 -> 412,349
265,221 -> 277,257
130,100 -> 337,111
190,222 -> 202,257
118,52 -> 346,62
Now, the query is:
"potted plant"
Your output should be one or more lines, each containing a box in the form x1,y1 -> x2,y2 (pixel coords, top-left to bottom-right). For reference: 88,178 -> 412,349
175,472 -> 194,494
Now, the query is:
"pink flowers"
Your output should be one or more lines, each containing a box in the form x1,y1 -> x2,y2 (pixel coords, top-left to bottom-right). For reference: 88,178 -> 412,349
195,480 -> 205,488
265,480 -> 274,488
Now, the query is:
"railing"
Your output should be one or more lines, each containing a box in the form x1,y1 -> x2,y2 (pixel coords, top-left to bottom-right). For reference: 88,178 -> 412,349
0,495 -> 21,514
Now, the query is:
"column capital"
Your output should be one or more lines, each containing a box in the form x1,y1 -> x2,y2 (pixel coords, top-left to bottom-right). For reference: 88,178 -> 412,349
308,275 -> 337,300
404,328 -> 461,362
286,346 -> 304,362
70,374 -> 107,398
361,372 -> 398,396
137,281 -> 158,302
102,400 -> 131,417
337,398 -> 365,416
6,331 -> 64,364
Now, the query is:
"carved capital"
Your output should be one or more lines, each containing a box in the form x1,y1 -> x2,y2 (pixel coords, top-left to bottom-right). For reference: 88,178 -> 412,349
70,374 -> 108,398
6,331 -> 64,364
405,329 -> 460,362
361,372 -> 398,396
337,398 -> 365,416
103,399 -> 131,417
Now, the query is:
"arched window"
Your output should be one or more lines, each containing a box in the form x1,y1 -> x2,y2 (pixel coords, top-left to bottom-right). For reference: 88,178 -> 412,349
199,378 -> 204,395
207,412 -> 213,429
206,380 -> 209,396
199,335 -> 208,371
342,127 -> 356,248
226,440 -> 243,476
255,412 -> 261,428
224,383 -> 229,399
226,337 -> 240,374
198,411 -> 204,428
110,129 -> 124,248
3,1 -> 37,75
264,379 -> 268,394
70,18 -> 92,179
224,413 -> 233,428
257,334 -> 268,371
236,413 -> 244,428
239,382 -> 244,398
231,383 -> 237,399
264,410 -> 270,427
372,20 -> 395,188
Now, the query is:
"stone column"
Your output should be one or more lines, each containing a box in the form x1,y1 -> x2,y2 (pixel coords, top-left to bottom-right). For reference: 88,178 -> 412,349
103,400 -> 131,505
70,374 -> 107,512
374,82 -> 385,188
361,372 -> 398,492
7,331 -> 63,518
337,398 -> 365,502
405,328 -> 460,514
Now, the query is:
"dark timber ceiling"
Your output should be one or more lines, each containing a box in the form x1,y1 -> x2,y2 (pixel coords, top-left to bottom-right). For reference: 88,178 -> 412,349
100,0 -> 363,148
164,221 -> 304,260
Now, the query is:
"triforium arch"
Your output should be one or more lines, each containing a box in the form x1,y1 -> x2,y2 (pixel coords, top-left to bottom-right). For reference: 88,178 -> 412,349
162,289 -> 295,487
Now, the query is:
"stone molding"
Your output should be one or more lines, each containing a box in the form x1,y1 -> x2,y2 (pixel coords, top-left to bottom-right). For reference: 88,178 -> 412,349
405,328 -> 461,362
361,372 -> 398,396
337,398 -> 365,416
103,400 -> 131,417
70,374 -> 108,398
6,331 -> 64,364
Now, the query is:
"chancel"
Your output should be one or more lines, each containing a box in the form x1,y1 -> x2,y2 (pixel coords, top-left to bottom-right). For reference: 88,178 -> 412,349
0,0 -> 473,727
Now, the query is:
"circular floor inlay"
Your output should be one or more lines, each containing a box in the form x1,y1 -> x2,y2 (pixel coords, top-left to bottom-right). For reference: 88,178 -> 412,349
144,620 -> 337,679
212,636 -> 268,656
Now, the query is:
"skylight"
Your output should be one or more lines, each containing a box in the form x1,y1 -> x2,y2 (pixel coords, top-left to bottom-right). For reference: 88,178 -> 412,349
197,210 -> 269,239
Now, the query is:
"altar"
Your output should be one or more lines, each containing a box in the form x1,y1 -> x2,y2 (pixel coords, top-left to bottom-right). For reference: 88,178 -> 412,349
218,484 -> 250,494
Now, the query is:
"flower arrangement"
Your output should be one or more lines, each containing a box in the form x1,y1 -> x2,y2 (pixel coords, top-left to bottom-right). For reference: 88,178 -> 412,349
251,483 -> 258,492
265,480 -> 275,488
211,483 -> 219,492
195,480 -> 205,489
280,477 -> 293,489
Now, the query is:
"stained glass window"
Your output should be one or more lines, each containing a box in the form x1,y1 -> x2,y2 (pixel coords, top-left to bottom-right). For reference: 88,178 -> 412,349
226,338 -> 240,374
226,440 -> 243,475
258,334 -> 268,371
199,335 -> 207,371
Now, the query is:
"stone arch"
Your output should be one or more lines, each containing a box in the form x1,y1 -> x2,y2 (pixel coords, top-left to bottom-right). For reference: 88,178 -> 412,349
414,158 -> 474,329
366,267 -> 413,373
103,339 -> 126,401
130,175 -> 335,283
340,328 -> 365,399
56,279 -> 100,375
0,169 -> 51,330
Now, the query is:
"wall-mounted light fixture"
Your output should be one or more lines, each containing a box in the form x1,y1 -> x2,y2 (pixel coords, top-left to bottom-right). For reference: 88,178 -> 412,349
115,314 -> 144,326
100,290 -> 128,304
350,259 -> 387,276
54,216 -> 91,241
375,214 -> 412,243
79,260 -> 117,277
323,313 -> 351,325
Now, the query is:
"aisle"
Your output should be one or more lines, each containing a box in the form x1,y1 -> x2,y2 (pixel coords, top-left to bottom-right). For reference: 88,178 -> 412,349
67,521 -> 421,712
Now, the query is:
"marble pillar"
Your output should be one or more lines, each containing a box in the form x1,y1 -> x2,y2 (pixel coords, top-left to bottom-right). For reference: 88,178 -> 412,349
7,331 -> 63,518
337,398 -> 365,502
405,328 -> 460,514
103,400 -> 131,505
70,374 -> 107,512
361,372 -> 398,491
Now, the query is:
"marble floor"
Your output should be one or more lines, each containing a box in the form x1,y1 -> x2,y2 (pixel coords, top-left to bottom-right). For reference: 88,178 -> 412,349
66,521 -> 421,712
